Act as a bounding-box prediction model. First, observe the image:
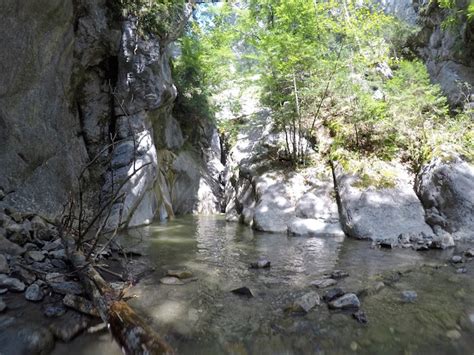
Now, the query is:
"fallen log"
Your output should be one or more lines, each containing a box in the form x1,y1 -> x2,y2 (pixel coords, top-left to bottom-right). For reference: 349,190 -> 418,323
64,235 -> 174,355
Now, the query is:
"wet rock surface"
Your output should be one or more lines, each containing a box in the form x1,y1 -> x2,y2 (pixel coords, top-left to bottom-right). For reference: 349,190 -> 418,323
328,293 -> 361,310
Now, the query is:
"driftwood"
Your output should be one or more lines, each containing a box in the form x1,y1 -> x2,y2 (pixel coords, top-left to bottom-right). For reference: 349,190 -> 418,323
64,234 -> 174,354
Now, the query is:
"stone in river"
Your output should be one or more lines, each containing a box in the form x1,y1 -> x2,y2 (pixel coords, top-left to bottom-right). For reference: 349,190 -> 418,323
0,274 -> 25,292
25,284 -> 44,302
231,287 -> 253,298
166,270 -> 193,279
323,288 -> 345,303
286,292 -> 321,314
43,302 -> 67,318
401,290 -> 417,303
160,277 -> 184,285
250,259 -> 271,269
328,293 -> 360,310
50,281 -> 84,295
451,255 -> 463,264
310,278 -> 337,289
330,270 -> 349,279
465,249 -> 474,258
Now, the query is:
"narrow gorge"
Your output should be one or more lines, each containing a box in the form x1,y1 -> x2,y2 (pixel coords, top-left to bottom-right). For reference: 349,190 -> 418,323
0,1 -> 473,354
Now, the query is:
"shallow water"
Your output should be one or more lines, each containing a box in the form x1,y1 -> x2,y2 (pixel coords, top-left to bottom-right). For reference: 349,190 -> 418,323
60,215 -> 474,355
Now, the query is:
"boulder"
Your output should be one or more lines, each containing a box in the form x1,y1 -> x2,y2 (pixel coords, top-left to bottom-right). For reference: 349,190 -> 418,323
336,163 -> 433,241
417,158 -> 474,240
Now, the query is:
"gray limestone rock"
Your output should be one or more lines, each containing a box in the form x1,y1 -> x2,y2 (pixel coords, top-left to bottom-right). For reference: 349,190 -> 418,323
417,158 -> 474,240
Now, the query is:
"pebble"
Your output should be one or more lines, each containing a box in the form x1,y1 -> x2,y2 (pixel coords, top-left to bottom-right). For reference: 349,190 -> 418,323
401,290 -> 417,303
25,284 -> 44,302
310,278 -> 337,289
451,255 -> 463,264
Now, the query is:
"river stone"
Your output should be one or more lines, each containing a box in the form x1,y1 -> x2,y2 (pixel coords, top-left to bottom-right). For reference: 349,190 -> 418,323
417,158 -> 474,240
250,259 -> 271,269
465,249 -> 474,258
323,288 -> 345,303
0,274 -> 25,292
50,281 -> 84,295
451,255 -> 463,263
401,290 -> 417,303
287,292 -> 321,314
0,298 -> 5,312
0,254 -> 9,274
336,163 -> 434,241
46,272 -> 66,283
43,239 -> 63,252
0,236 -> 25,255
48,249 -> 67,260
11,266 -> 36,285
288,218 -> 344,237
26,250 -> 46,262
160,277 -> 184,285
63,294 -> 99,317
310,278 -> 337,289
328,293 -> 360,310
43,302 -> 67,318
330,270 -> 349,279
166,270 -> 193,279
25,284 -> 44,302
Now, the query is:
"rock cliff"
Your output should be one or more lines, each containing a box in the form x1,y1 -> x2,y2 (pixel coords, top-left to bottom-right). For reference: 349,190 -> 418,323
0,1 -> 223,228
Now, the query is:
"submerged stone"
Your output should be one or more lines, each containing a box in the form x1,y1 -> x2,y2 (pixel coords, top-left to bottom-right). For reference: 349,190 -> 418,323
451,255 -> 463,264
323,288 -> 345,303
401,290 -> 417,303
310,278 -> 337,289
166,270 -> 193,279
352,310 -> 368,324
231,287 -> 253,298
250,259 -> 271,269
328,293 -> 360,310
160,277 -> 184,285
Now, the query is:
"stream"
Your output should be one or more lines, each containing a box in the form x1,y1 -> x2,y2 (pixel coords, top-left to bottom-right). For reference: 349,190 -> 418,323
58,215 -> 474,355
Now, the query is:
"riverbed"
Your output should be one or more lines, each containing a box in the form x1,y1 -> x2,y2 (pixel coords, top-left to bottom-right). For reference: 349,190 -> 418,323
58,215 -> 474,354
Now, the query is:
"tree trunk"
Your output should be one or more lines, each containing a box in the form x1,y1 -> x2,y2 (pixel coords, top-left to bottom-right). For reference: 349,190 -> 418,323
63,235 -> 174,355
